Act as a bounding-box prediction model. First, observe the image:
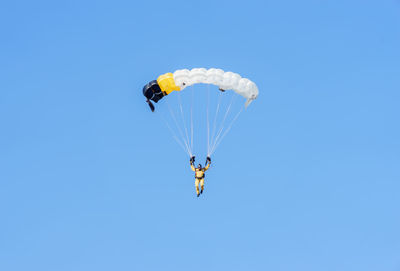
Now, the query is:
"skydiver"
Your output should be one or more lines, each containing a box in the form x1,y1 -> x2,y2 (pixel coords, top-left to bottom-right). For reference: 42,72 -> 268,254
190,156 -> 211,197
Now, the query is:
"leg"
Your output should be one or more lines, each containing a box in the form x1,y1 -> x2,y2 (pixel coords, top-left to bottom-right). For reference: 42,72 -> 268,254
200,178 -> 204,194
195,178 -> 200,196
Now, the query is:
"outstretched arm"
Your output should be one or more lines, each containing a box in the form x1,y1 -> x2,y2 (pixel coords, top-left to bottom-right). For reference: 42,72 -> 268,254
204,156 -> 211,171
190,156 -> 196,171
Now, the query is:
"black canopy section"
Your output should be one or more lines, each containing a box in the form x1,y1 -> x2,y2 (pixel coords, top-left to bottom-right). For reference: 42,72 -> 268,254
143,80 -> 164,103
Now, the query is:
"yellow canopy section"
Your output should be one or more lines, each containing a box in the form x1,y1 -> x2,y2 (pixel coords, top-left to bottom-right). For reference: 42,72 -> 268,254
157,73 -> 181,95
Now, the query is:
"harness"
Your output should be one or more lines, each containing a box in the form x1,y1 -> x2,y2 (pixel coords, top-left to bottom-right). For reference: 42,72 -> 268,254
193,160 -> 210,179
195,169 -> 205,179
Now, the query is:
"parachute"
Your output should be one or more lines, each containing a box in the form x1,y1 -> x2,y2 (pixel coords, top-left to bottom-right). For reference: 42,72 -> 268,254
143,68 -> 258,112
143,68 -> 258,156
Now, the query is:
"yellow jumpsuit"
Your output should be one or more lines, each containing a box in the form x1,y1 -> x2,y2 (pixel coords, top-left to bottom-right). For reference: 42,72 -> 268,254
190,162 -> 210,195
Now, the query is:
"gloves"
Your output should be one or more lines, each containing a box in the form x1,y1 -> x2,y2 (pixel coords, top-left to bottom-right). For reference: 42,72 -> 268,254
207,156 -> 211,162
190,156 -> 195,163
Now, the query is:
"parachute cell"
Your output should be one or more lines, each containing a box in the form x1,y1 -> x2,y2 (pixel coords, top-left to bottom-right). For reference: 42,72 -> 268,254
157,73 -> 181,95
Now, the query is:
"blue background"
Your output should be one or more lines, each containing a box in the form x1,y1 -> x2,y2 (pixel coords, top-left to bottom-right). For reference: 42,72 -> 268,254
1,0 -> 400,270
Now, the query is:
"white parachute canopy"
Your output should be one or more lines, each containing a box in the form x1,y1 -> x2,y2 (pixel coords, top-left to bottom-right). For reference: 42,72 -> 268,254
173,68 -> 259,107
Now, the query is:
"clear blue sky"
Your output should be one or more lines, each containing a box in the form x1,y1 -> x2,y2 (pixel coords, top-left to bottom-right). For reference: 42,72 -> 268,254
1,1 -> 400,270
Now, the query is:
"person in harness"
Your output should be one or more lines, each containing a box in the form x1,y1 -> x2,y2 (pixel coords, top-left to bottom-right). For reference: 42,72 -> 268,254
190,156 -> 211,197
